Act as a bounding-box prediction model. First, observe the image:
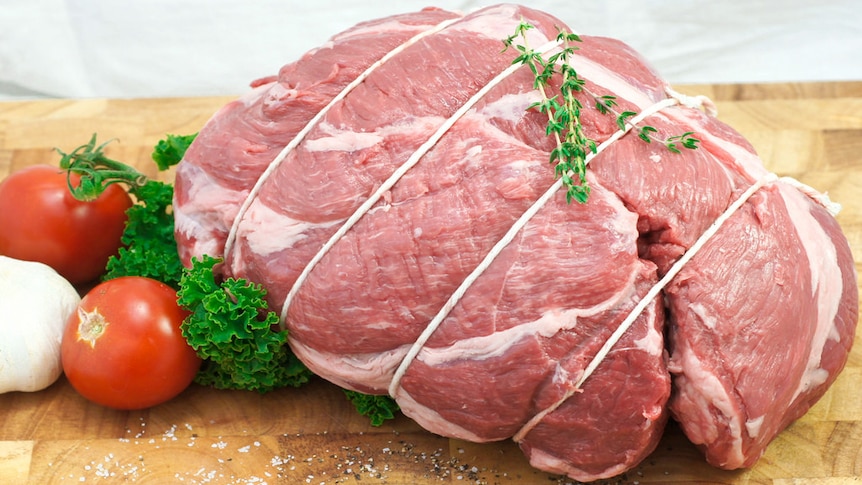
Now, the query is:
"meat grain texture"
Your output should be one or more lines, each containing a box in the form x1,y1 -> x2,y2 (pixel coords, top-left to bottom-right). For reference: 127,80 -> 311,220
172,4 -> 858,481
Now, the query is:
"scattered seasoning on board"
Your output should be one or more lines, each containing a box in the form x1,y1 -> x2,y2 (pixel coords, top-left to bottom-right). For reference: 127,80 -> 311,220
51,419 -> 656,484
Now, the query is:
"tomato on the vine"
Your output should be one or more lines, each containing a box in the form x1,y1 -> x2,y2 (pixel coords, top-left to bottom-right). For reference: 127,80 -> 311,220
61,276 -> 202,410
0,164 -> 132,285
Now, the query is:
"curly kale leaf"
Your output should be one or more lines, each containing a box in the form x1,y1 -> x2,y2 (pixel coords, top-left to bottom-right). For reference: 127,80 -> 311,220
75,132 -> 393,425
103,179 -> 184,288
343,390 -> 400,427
177,255 -> 313,392
99,133 -> 196,288
152,133 -> 197,170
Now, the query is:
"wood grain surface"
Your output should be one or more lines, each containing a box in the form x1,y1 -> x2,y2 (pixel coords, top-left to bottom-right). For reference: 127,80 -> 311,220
0,81 -> 860,484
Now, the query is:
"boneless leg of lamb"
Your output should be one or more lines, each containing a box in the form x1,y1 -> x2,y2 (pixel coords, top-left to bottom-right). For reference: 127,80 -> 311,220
171,3 -> 858,481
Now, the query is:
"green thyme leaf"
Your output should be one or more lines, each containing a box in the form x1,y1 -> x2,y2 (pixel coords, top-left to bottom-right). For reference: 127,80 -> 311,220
503,24 -> 592,203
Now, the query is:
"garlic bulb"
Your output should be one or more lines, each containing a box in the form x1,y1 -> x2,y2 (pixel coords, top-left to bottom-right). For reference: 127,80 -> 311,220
0,256 -> 81,393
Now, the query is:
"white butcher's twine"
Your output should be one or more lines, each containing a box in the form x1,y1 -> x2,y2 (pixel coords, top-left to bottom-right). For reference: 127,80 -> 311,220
277,36 -> 567,325
508,170 -> 841,442
385,93 -> 689,397
222,15 -> 463,260
512,170 -> 771,442
223,15 -> 843,438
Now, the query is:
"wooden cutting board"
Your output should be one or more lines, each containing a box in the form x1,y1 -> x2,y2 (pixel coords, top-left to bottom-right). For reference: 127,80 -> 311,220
0,81 -> 860,484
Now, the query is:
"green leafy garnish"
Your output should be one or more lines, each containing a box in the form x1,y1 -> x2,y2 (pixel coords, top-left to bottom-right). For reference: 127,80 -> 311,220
664,131 -> 700,153
343,390 -> 400,427
616,111 -> 638,131
177,254 -> 313,391
505,22 -> 592,204
503,22 -> 701,203
104,179 -> 184,286
152,133 -> 197,171
637,125 -> 659,143
594,94 -> 617,115
57,133 -> 194,288
58,133 -> 399,425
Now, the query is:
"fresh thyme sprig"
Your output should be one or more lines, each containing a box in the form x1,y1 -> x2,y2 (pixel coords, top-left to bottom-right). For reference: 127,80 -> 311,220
504,22 -> 592,204
663,131 -> 700,153
617,111 -> 701,152
503,21 -> 701,204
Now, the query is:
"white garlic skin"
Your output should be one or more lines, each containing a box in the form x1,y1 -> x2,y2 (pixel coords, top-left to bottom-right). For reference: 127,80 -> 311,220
0,255 -> 82,393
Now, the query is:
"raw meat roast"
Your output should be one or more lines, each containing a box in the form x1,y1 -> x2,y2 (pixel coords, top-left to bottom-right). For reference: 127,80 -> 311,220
173,4 -> 858,481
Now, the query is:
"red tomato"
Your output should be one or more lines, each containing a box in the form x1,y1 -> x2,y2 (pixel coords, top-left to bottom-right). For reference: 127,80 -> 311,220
0,164 -> 132,285
61,276 -> 202,410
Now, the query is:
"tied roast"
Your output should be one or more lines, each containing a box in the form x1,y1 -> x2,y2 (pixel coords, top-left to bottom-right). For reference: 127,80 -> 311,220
171,4 -> 858,481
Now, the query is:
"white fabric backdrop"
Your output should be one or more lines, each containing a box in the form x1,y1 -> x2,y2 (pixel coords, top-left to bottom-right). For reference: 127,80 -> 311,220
1,0 -> 860,100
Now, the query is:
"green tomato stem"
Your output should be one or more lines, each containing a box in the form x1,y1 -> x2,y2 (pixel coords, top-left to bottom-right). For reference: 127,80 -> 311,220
57,133 -> 148,201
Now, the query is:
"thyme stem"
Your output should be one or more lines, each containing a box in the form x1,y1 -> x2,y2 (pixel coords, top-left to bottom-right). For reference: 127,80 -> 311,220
505,22 -> 592,203
502,21 -> 701,205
